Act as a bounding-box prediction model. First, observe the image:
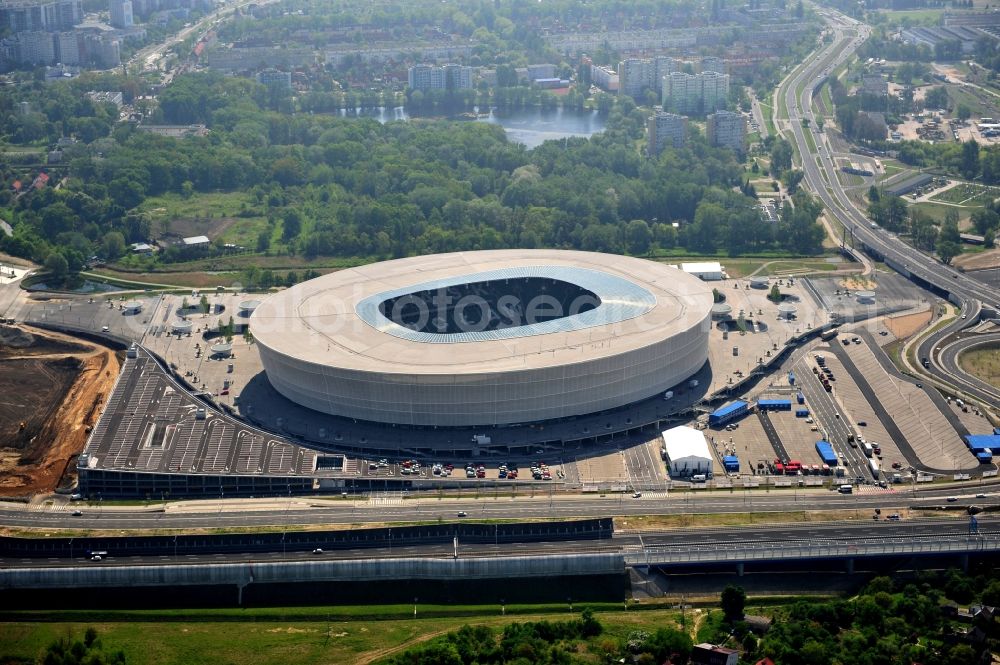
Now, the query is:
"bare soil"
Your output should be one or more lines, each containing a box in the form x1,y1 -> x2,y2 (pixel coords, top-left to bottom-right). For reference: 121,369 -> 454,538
0,325 -> 120,496
884,309 -> 933,341
161,216 -> 238,242
954,248 -> 1000,271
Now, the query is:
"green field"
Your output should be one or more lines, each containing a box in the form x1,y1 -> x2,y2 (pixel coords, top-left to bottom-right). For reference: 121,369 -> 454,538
759,101 -> 777,136
138,191 -> 270,249
959,342 -> 1000,389
876,8 -> 944,25
910,201 -> 974,224
0,606 -> 706,665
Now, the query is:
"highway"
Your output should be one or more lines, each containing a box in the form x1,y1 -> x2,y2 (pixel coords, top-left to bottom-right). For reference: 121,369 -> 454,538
2,486 -> 997,531
777,8 -> 999,405
3,516 -> 995,569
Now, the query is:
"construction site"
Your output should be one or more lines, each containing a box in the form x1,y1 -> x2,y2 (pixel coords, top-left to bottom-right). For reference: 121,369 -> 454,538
0,325 -> 119,496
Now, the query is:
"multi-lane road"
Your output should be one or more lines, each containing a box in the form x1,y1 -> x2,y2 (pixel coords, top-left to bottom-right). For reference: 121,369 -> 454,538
3,515 -> 994,568
777,8 -> 999,406
2,485 -> 995,531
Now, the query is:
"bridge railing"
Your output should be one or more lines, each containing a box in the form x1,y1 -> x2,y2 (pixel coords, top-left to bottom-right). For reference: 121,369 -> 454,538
624,536 -> 1000,566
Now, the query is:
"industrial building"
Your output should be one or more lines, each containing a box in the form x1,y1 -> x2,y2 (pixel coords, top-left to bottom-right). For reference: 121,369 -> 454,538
660,426 -> 712,477
251,250 -> 713,428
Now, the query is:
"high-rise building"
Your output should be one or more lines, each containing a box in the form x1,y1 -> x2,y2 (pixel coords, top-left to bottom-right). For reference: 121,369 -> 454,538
256,68 -> 291,91
662,71 -> 700,114
55,29 -> 79,63
0,0 -> 81,32
647,109 -> 688,156
701,56 -> 725,74
662,70 -> 730,115
707,110 -> 746,154
108,0 -> 132,28
700,70 -> 730,112
407,63 -> 474,91
617,56 -> 680,99
13,30 -> 55,64
589,63 -> 619,92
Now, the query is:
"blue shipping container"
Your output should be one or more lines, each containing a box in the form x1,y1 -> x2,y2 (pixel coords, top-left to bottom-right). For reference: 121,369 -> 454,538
977,452 -> 993,464
723,455 -> 740,471
757,399 -> 792,411
815,440 -> 837,466
796,391 -> 805,404
796,409 -> 810,417
709,400 -> 749,426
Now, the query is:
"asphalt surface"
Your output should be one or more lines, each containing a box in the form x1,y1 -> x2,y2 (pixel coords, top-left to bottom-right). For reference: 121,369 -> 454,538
4,486 -> 998,531
4,516 -> 995,568
781,9 -> 1000,406
936,332 -> 1000,407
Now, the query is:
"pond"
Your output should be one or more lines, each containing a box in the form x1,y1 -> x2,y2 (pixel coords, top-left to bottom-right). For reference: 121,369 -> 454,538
339,106 -> 606,149
25,279 -> 125,294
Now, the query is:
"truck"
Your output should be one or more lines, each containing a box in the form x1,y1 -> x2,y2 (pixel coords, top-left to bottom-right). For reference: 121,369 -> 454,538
869,458 -> 880,479
796,408 -> 810,417
796,391 -> 805,405
838,484 -> 853,494
862,441 -> 873,458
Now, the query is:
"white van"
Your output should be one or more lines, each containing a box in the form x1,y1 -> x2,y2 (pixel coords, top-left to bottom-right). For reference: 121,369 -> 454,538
691,474 -> 707,483
838,484 -> 853,494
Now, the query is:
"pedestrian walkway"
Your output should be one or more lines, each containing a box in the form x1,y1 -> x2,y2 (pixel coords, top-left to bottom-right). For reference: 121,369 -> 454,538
855,484 -> 896,495
368,495 -> 405,506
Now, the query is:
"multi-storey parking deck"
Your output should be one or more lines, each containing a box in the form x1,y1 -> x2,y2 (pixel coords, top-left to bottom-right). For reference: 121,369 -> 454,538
78,349 -> 324,498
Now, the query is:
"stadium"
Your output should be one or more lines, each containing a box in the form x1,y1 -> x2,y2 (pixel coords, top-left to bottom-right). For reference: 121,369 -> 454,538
250,250 -> 714,428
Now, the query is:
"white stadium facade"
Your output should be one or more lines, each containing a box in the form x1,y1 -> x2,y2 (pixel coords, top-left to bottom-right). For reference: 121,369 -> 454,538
251,250 -> 714,428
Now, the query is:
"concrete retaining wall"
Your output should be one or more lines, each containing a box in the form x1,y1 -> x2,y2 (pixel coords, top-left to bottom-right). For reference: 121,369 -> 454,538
0,554 -> 625,590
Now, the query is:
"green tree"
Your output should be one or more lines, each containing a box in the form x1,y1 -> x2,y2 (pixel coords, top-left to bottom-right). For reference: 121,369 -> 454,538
101,231 -> 127,260
961,139 -> 981,179
200,294 -> 209,314
256,230 -> 271,253
44,252 -> 69,280
282,210 -> 302,242
625,219 -> 652,254
721,584 -> 747,621
769,284 -> 782,302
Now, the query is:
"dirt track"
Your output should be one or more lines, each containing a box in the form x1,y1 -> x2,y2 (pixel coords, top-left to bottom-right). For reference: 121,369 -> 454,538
0,326 -> 120,496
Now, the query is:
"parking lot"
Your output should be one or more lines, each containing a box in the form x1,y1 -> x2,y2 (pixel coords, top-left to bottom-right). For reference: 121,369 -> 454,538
818,351 -> 906,474
705,413 -> 777,477
839,336 -> 973,470
766,402 -> 828,472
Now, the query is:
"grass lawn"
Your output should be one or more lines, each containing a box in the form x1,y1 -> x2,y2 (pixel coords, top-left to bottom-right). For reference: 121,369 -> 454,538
910,201 -> 973,224
759,101 -> 777,136
0,607 -> 699,665
803,126 -> 817,154
876,8 -> 944,25
820,83 -> 833,116
138,192 -> 270,248
958,342 -> 1000,389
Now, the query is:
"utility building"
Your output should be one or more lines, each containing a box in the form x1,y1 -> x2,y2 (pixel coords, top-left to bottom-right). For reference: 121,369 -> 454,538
661,425 -> 712,477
